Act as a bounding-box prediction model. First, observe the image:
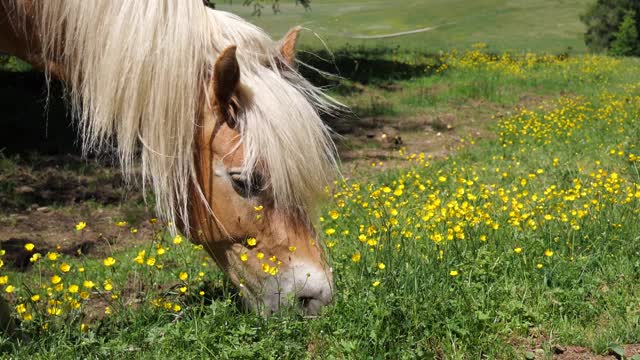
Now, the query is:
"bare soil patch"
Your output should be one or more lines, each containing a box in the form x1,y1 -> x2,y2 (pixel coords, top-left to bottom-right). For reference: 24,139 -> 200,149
337,94 -> 556,177
0,204 -> 155,268
553,344 -> 640,359
0,154 -> 135,211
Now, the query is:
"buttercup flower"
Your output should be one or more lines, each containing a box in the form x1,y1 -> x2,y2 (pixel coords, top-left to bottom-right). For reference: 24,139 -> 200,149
103,257 -> 116,266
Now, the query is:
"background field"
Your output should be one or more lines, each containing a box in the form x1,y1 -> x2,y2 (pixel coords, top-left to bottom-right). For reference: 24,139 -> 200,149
217,0 -> 592,53
3,1 -> 640,359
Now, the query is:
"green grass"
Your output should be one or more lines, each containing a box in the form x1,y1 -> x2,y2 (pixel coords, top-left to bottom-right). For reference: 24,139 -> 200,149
331,50 -> 640,125
3,50 -> 640,358
218,0 -> 593,53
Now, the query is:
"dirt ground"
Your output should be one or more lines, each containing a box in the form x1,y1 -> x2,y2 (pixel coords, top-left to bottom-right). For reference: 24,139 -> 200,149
523,344 -> 640,359
0,155 -> 156,269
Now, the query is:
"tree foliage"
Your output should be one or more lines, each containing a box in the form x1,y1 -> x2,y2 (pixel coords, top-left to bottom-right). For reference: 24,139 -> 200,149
204,0 -> 311,16
609,9 -> 639,56
581,0 -> 640,54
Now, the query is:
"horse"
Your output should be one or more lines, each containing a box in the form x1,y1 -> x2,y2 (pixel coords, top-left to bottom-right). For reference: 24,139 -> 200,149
0,0 -> 341,316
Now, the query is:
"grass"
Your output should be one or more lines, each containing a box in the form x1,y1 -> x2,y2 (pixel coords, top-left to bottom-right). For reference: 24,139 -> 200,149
3,48 -> 640,358
331,49 -> 640,118
217,0 -> 593,53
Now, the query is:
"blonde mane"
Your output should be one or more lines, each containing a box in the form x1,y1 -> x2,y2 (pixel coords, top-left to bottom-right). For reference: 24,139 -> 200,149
12,1 -> 339,234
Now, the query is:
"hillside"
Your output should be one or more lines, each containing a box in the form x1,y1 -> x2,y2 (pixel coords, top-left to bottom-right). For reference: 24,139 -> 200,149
217,0 -> 593,53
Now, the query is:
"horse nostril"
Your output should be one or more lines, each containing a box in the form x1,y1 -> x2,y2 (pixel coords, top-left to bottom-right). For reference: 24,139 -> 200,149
296,292 -> 329,315
298,296 -> 313,308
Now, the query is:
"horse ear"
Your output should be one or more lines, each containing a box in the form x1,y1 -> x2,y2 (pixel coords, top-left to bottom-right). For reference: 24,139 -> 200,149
279,26 -> 302,67
213,45 -> 240,108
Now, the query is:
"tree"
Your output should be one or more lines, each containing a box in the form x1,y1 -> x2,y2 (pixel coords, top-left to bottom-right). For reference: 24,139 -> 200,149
610,9 -> 639,56
581,0 -> 640,53
205,0 -> 311,15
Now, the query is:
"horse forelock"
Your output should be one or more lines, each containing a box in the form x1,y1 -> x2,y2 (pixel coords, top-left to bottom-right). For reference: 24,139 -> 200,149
208,10 -> 342,219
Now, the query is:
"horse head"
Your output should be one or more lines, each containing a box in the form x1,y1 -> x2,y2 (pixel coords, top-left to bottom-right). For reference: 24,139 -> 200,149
189,23 -> 339,315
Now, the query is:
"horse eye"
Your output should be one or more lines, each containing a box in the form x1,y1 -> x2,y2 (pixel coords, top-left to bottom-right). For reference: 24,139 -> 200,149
230,172 -> 264,197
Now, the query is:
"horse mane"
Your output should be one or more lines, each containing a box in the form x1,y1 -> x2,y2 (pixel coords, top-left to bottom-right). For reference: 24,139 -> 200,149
11,1 -> 339,234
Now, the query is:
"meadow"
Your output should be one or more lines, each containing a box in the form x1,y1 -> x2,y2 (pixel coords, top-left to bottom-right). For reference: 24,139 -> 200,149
216,0 -> 592,53
3,1 -> 640,359
2,47 -> 640,358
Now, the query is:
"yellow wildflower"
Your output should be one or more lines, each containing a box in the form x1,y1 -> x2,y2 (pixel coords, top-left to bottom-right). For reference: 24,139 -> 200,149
134,250 -> 145,264
60,263 -> 71,272
47,307 -> 62,316
75,221 -> 87,231
15,304 -> 26,314
24,243 -> 35,251
103,257 -> 116,267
